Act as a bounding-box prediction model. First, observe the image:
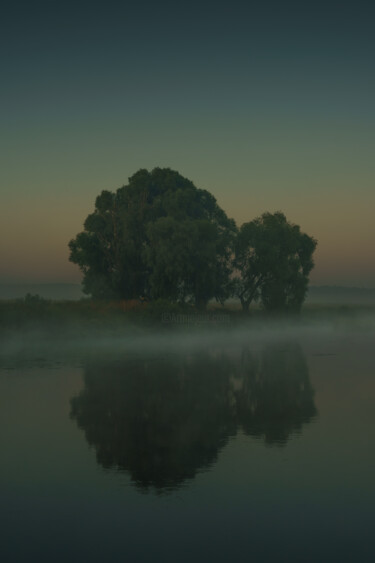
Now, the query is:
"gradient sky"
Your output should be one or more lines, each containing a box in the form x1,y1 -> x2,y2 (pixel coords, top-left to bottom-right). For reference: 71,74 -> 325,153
1,0 -> 374,286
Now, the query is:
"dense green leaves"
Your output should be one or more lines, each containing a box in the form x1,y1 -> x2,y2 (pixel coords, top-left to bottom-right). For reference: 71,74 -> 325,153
69,168 -> 236,306
233,212 -> 317,312
146,217 -> 233,307
69,169 -> 317,311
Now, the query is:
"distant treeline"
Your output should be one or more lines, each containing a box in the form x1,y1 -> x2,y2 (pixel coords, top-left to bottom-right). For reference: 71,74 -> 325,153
307,286 -> 375,304
0,283 -> 84,301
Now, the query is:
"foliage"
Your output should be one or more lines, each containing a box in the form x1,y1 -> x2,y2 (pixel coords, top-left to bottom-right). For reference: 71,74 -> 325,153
69,168 -> 317,312
145,217 -> 233,307
233,212 -> 317,312
69,168 -> 236,308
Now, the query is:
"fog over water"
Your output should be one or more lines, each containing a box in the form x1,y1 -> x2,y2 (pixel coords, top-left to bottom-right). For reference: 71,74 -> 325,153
1,310 -> 375,361
1,312 -> 375,562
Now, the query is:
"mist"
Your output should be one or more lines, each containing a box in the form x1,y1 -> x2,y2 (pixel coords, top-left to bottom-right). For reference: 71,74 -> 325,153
1,306 -> 374,365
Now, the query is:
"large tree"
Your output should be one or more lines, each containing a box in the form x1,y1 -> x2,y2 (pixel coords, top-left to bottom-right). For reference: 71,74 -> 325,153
69,168 -> 236,307
233,212 -> 317,312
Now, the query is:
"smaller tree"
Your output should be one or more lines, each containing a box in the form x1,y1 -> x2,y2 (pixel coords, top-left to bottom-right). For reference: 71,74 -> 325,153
233,212 -> 317,312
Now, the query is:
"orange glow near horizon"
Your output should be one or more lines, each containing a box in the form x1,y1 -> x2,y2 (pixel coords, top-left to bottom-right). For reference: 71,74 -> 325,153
1,181 -> 374,287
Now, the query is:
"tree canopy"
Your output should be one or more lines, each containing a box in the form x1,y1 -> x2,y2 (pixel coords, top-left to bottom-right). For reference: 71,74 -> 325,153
69,168 -> 236,308
233,212 -> 317,312
69,169 -> 317,312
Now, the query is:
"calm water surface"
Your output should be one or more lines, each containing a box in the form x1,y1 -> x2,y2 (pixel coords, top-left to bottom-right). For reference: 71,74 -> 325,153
1,324 -> 374,562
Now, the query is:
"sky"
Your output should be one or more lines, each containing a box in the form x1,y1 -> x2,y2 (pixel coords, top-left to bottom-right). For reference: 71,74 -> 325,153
1,0 -> 374,287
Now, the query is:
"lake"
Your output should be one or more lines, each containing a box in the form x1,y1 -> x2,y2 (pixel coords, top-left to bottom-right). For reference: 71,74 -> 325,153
1,318 -> 375,562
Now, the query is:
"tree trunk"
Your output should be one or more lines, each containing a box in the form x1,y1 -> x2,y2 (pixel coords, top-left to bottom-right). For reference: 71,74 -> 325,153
240,297 -> 250,313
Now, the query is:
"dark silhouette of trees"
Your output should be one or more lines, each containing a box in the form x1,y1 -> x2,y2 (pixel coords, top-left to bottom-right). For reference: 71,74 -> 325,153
233,212 -> 317,312
69,169 -> 317,312
145,217 -> 234,308
69,168 -> 236,308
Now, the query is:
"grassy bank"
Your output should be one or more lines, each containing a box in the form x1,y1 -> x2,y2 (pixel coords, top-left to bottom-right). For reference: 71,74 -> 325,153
0,295 -> 236,338
1,294 -> 375,338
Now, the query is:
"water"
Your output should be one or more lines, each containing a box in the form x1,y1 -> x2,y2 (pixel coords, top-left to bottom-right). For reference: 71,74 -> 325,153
1,322 -> 375,562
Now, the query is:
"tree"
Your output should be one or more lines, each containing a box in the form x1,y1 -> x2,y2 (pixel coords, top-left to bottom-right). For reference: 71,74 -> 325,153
69,168 -> 236,307
233,212 -> 317,312
145,216 -> 234,308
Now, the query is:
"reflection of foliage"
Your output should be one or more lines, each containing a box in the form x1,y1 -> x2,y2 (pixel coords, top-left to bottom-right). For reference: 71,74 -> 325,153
70,353 -> 236,491
70,344 -> 317,491
236,344 -> 317,445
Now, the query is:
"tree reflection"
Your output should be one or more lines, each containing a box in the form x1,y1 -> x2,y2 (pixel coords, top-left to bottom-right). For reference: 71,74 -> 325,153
235,343 -> 317,445
70,352 -> 237,491
70,343 -> 317,491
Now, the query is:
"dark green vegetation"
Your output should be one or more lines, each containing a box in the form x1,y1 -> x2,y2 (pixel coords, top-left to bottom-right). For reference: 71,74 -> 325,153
69,168 -> 236,309
233,212 -> 317,312
69,168 -> 317,312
